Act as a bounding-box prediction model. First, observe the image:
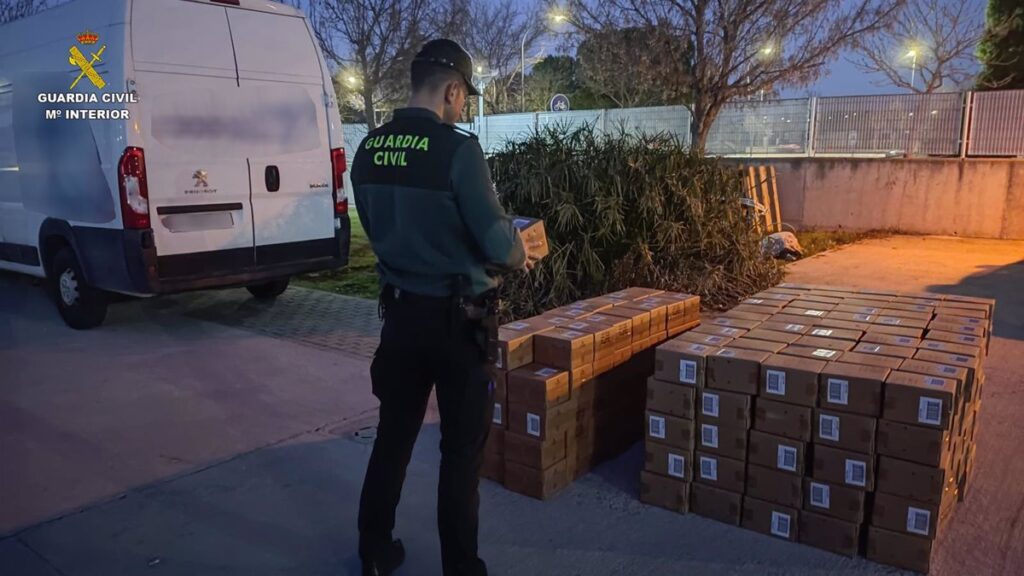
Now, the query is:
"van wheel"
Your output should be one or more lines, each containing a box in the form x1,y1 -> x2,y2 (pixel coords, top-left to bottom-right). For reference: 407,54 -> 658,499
49,247 -> 108,329
247,277 -> 290,300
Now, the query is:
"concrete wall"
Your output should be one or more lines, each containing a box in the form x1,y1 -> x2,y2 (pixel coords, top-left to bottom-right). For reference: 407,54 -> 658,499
766,158 -> 1024,240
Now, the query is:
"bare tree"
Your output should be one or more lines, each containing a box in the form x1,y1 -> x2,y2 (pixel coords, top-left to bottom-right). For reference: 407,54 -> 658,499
458,1 -> 544,114
305,0 -> 468,129
0,0 -> 50,24
568,0 -> 903,151
850,0 -> 987,93
577,25 -> 691,108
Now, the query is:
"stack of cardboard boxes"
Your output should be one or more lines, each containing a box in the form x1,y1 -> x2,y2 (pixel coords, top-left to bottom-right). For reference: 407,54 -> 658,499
487,288 -> 702,500
640,283 -> 992,574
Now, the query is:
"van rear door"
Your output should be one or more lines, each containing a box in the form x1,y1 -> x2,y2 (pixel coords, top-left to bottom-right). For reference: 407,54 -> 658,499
131,0 -> 256,276
225,9 -> 336,266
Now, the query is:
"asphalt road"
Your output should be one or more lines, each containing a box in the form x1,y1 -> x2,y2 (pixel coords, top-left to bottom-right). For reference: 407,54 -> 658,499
1,235 -> 1022,576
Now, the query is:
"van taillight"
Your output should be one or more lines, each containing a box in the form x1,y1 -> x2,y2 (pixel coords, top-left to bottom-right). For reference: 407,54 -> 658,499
331,147 -> 348,215
118,147 -> 150,230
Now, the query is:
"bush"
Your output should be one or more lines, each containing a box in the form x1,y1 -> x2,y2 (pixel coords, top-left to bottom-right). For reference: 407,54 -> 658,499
489,123 -> 783,322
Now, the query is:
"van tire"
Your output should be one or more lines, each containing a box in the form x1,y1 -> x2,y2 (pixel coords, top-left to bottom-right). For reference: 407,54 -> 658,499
49,247 -> 108,329
247,277 -> 290,300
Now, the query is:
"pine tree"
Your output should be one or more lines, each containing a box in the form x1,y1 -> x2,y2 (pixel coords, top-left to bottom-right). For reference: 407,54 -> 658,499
977,0 -> 1024,89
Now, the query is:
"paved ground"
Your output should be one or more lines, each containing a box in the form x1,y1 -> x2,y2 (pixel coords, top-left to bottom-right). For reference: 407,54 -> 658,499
1,235 -> 1022,576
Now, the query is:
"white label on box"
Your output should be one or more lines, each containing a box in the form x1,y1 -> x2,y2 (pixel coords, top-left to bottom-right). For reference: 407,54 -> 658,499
865,307 -> 880,314
569,322 -> 588,330
562,330 -> 584,338
679,360 -> 698,384
507,322 -> 529,330
954,355 -> 970,362
907,507 -> 932,536
960,335 -> 978,343
701,424 -> 719,448
925,341 -> 941,349
784,324 -> 805,332
864,344 -> 882,353
940,365 -> 958,375
881,317 -> 902,325
926,377 -> 946,387
689,344 -> 709,353
512,218 -> 531,228
723,328 -> 741,336
914,305 -> 929,311
854,314 -> 873,321
668,453 -> 686,478
493,403 -> 503,425
702,392 -> 720,417
716,349 -> 737,357
535,367 -> 559,377
766,370 -> 787,395
589,315 -> 607,322
526,413 -> 541,437
648,415 -> 666,439
771,512 -> 792,538
827,378 -> 849,405
777,445 -> 798,471
819,414 -> 840,442
804,310 -> 826,317
699,456 -> 718,480
897,337 -> 913,344
713,318 -> 732,326
960,326 -> 974,333
707,336 -> 724,344
496,347 -> 504,369
845,459 -> 867,487
748,299 -> 765,304
549,317 -> 567,325
812,329 -> 834,337
919,397 -> 943,425
813,349 -> 838,358
966,318 -> 981,325
810,482 -> 831,509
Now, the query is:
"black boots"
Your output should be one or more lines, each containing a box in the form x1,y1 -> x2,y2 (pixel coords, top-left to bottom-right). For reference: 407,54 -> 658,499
361,539 -> 405,576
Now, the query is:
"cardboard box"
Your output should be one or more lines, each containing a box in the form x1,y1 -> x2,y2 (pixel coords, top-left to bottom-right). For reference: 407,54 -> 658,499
504,429 -> 566,469
803,478 -> 866,523
798,510 -> 860,557
803,326 -> 863,343
742,328 -> 803,345
859,332 -> 921,348
866,526 -> 936,574
546,306 -> 595,321
602,306 -> 652,342
621,300 -> 669,336
565,300 -> 614,314
759,354 -> 826,407
653,340 -> 718,386
748,430 -> 807,475
534,329 -> 595,371
511,216 -> 549,259
722,310 -> 773,323
934,305 -> 988,320
865,324 -> 926,339
929,321 -> 987,338
644,440 -> 692,481
643,295 -> 689,327
558,319 -> 621,361
732,303 -> 783,317
778,345 -> 845,362
913,349 -> 980,394
606,287 -> 664,301
507,364 -> 570,410
812,445 -> 875,491
742,296 -> 789,309
813,409 -> 877,454
741,496 -> 799,541
690,483 -> 743,526
726,337 -> 787,354
667,319 -> 700,338
675,331 -> 735,348
692,324 -> 749,338
918,339 -> 983,358
695,452 -> 746,493
794,335 -> 857,352
508,399 -> 575,441
932,313 -> 987,328
876,456 -> 949,504
646,377 -> 695,419
697,421 -> 748,460
827,310 -> 877,323
758,320 -> 812,334
832,303 -> 884,315
489,368 -> 509,427
697,389 -> 752,429
898,359 -> 968,397
792,295 -> 842,307
813,317 -> 874,332
708,316 -> 762,330
504,460 -> 568,500
639,470 -> 689,513
872,315 -> 929,330
646,411 -> 695,451
883,370 -> 956,430
872,491 -> 951,539
706,348 -> 771,395
853,342 -> 915,359
818,362 -> 888,416
494,318 -> 555,370
754,397 -> 813,441
879,308 -> 933,321
834,350 -> 904,370
746,464 -> 803,508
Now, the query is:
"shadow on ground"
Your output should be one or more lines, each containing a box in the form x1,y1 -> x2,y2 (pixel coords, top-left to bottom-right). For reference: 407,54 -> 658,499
925,259 -> 1024,341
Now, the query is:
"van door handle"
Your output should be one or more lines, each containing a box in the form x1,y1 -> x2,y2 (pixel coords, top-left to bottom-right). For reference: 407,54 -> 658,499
265,165 -> 280,192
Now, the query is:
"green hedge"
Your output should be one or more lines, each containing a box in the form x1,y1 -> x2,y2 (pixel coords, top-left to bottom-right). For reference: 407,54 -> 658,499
489,124 -> 782,322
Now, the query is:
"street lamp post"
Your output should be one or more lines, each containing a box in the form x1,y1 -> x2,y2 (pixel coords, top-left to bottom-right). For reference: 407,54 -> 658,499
907,50 -> 918,91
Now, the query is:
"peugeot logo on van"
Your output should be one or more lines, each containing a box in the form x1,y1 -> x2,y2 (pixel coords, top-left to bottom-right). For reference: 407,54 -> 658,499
192,170 -> 209,188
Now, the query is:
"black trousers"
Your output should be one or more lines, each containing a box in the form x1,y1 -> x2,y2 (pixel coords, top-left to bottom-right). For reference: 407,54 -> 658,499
358,287 -> 493,576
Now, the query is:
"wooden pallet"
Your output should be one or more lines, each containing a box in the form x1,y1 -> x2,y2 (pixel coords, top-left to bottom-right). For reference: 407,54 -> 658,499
741,165 -> 782,234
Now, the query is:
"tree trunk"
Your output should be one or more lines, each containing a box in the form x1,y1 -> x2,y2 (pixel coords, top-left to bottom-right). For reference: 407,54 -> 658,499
362,87 -> 377,130
689,104 -> 708,153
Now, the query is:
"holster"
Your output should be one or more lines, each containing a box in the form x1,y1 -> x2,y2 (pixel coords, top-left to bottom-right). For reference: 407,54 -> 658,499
461,290 -> 499,364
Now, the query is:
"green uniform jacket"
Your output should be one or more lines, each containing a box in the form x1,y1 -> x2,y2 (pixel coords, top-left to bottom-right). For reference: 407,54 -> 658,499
351,108 -> 526,297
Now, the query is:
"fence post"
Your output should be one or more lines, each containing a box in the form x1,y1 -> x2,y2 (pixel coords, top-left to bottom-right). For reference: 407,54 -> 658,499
600,108 -> 608,134
959,91 -> 973,159
806,97 -> 817,157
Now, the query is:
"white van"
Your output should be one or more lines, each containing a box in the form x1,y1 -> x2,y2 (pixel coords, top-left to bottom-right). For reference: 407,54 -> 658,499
0,0 -> 351,328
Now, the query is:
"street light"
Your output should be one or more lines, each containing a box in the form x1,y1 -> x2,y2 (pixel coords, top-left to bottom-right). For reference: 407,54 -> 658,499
906,49 -> 918,91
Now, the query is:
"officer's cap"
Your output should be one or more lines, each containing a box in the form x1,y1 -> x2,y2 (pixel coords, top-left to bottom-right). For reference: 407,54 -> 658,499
413,39 -> 481,96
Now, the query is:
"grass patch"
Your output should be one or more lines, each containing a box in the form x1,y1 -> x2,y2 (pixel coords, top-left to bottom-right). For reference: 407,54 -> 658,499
294,212 -> 380,299
795,229 -> 891,259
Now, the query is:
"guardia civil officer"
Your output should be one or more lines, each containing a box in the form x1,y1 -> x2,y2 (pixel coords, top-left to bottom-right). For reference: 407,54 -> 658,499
351,39 -> 543,576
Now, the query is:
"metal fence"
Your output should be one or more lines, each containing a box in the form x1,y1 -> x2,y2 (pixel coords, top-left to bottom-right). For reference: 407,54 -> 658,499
967,89 -> 1024,157
340,88 -> 1024,161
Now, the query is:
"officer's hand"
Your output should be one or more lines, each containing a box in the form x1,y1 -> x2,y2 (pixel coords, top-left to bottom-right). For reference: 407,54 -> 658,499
523,241 -> 544,271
